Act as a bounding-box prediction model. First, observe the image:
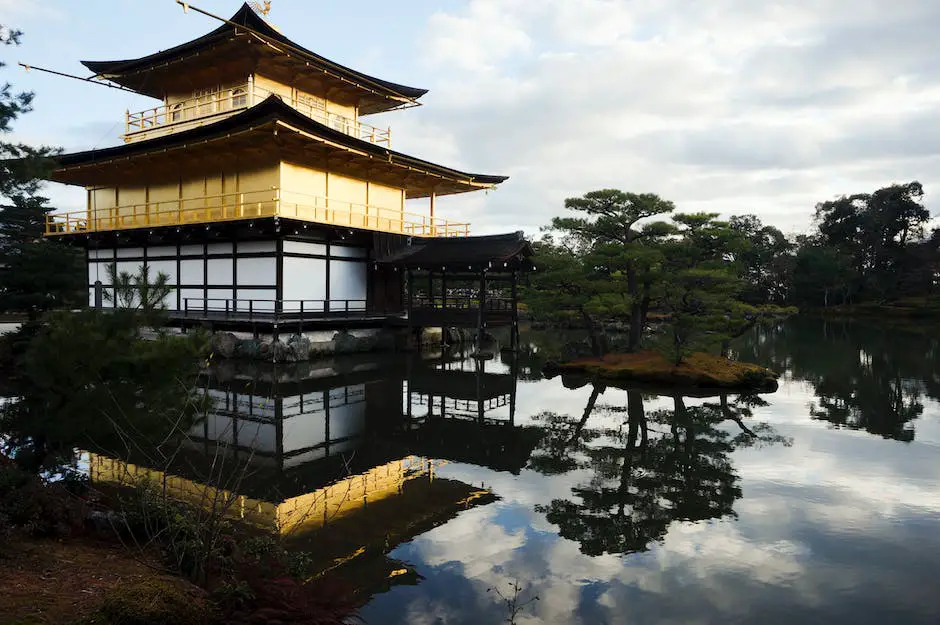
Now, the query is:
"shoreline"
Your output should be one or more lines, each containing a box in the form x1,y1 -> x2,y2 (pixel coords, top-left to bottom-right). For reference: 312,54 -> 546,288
544,351 -> 779,393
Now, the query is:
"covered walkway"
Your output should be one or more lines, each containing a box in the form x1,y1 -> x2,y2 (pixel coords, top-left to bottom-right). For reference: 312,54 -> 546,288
377,231 -> 534,348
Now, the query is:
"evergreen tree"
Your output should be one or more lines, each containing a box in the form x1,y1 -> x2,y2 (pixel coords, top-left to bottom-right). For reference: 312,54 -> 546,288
551,190 -> 675,351
0,25 -> 84,321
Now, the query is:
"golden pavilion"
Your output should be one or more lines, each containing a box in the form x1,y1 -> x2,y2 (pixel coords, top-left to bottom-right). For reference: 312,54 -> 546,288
39,3 -> 532,341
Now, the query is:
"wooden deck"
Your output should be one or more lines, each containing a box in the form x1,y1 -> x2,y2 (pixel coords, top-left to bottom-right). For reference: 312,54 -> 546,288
167,296 -> 515,332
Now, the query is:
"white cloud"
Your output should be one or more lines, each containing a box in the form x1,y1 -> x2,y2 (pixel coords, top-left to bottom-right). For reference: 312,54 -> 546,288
398,0 -> 940,235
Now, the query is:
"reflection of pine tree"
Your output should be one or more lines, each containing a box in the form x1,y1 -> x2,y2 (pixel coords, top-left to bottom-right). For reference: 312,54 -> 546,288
528,385 -> 605,475
535,390 -> 788,557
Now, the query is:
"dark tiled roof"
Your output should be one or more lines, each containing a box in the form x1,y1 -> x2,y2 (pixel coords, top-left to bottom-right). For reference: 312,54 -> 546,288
83,3 -> 427,108
377,231 -> 533,269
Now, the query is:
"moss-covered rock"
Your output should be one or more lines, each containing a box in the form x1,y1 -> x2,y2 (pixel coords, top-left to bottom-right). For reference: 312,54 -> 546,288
545,351 -> 778,392
95,579 -> 211,625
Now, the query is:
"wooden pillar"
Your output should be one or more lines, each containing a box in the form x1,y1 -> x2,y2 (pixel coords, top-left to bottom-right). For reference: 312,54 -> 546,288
477,268 -> 487,349
511,269 -> 520,351
274,236 -> 284,349
274,390 -> 284,472
508,350 -> 518,426
430,192 -> 436,236
405,355 -> 413,424
441,271 -> 448,309
406,269 -> 414,347
323,390 -> 331,457
476,357 -> 485,424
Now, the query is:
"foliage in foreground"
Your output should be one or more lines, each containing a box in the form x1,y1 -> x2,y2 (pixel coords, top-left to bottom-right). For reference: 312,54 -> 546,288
1,307 -> 208,473
0,460 -> 86,542
117,481 -> 359,625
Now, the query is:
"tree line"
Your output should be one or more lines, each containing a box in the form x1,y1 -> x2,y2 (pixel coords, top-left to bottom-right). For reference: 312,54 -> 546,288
524,184 -> 936,359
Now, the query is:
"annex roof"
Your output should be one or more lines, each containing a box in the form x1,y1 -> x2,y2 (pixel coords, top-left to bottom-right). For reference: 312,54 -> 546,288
377,231 -> 534,270
82,3 -> 427,115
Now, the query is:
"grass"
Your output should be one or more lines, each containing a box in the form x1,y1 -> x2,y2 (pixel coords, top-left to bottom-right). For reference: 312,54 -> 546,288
0,533 -> 206,625
552,351 -> 779,391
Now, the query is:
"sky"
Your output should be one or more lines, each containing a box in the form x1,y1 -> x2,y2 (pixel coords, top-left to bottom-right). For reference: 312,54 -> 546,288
3,0 -> 940,237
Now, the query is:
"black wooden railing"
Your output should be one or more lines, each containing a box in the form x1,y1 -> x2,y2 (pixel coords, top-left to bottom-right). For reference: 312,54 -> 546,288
410,295 -> 515,312
180,298 -> 380,322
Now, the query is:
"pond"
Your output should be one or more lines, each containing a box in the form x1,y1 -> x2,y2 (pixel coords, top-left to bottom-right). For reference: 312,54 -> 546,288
358,317 -> 940,624
20,316 -> 940,624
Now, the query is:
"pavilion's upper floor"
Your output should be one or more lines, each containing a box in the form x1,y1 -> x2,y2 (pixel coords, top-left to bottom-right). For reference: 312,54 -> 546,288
86,4 -> 427,146
43,97 -> 506,239
123,75 -> 393,146
39,4 -> 507,239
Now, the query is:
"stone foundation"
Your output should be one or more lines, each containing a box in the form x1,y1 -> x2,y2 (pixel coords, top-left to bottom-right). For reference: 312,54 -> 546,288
206,326 -> 469,362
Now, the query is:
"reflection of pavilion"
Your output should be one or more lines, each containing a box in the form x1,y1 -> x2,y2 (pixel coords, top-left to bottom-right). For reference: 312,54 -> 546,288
88,352 -> 538,581
180,351 -> 533,476
407,357 -> 517,422
403,355 -> 542,474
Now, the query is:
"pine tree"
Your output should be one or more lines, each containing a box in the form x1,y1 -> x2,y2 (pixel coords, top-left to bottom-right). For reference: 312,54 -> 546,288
0,25 -> 84,321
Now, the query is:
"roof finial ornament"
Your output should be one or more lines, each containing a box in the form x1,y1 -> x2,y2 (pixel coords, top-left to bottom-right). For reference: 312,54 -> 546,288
249,1 -> 272,16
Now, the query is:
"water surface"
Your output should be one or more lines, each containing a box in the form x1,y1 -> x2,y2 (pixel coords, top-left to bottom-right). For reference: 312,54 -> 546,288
37,317 -> 940,624
357,318 -> 940,624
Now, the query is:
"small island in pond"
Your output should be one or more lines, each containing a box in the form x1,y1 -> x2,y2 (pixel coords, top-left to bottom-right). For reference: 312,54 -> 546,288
545,351 -> 779,392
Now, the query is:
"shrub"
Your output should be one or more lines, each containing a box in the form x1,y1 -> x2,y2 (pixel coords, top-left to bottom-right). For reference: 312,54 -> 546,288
0,464 -> 85,538
117,481 -> 237,586
237,535 -> 315,579
115,482 -> 356,623
206,533 -> 356,623
222,574 -> 359,625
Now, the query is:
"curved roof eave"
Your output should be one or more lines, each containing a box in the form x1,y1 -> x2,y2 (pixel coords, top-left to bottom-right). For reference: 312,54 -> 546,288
81,3 -> 428,101
376,231 -> 534,268
52,95 -> 508,188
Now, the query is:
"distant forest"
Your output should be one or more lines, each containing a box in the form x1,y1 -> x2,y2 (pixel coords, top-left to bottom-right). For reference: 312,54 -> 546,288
524,183 -> 935,358
529,181 -> 935,311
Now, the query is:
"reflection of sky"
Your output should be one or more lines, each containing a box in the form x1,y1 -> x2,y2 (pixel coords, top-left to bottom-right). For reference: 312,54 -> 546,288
360,363 -> 940,624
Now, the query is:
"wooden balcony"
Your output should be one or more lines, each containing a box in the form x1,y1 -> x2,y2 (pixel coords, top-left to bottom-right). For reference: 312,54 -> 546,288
44,188 -> 469,238
407,295 -> 516,328
124,81 -> 392,146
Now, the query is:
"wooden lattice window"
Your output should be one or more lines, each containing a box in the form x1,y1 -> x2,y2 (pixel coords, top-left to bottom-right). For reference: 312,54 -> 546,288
297,92 -> 326,116
194,87 -> 219,115
231,87 -> 247,108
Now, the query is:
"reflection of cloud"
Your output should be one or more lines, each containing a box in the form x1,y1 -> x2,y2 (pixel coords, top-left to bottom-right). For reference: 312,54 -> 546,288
734,426 -> 940,515
656,520 -> 810,586
365,370 -> 940,624
413,505 -> 525,578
